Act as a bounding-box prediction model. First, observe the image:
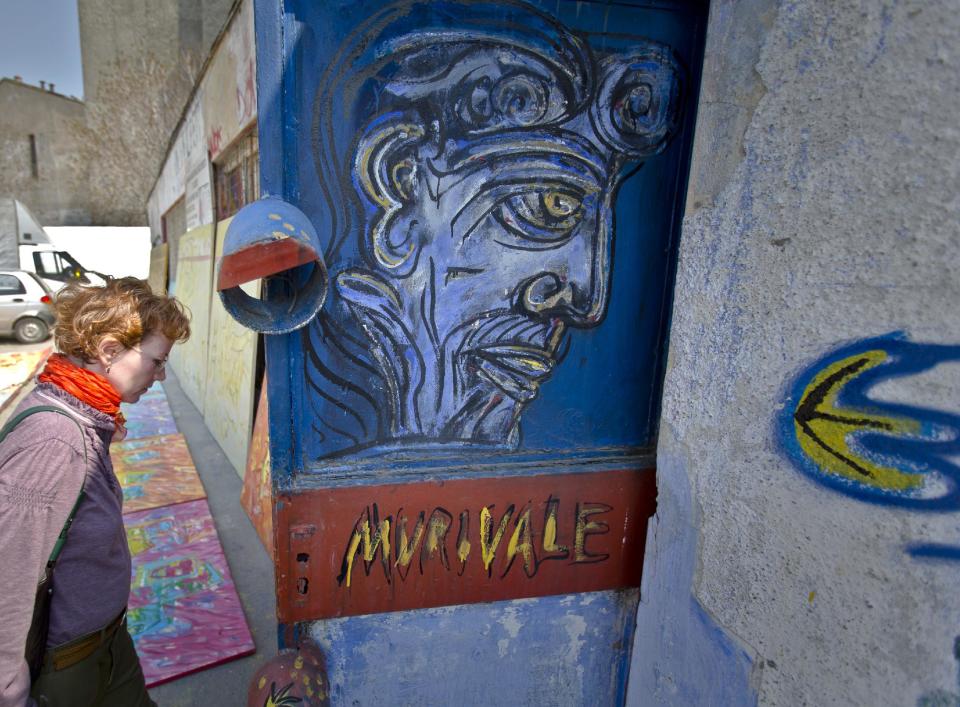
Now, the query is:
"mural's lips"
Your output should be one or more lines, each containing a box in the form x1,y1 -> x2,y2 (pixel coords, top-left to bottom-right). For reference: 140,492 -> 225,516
470,344 -> 554,401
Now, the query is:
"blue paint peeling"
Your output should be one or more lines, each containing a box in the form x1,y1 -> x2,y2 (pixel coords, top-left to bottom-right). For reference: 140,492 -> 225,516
307,591 -> 639,705
629,445 -> 757,706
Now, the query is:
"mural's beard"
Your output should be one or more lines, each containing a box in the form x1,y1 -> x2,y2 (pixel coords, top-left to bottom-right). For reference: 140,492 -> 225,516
438,312 -> 565,445
338,270 -> 564,446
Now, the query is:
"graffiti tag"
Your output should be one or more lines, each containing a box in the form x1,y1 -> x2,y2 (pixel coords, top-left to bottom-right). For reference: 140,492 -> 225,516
780,333 -> 960,509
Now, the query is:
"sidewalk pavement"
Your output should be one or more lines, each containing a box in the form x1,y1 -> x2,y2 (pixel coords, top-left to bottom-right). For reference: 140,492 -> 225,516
147,368 -> 276,706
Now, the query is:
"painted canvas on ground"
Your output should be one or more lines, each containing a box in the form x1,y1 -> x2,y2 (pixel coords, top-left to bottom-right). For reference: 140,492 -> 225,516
168,224 -> 215,415
125,498 -> 255,686
120,383 -> 177,440
0,347 -> 50,411
113,432 -> 206,513
240,380 -> 272,555
203,217 -> 259,477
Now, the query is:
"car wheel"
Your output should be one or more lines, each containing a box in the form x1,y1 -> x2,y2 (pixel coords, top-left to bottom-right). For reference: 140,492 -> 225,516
14,317 -> 49,344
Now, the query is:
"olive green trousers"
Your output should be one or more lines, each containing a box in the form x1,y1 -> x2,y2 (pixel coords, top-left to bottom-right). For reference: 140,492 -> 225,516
30,624 -> 155,707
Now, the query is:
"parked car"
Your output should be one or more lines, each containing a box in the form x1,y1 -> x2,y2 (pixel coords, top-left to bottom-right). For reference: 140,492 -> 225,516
0,270 -> 56,343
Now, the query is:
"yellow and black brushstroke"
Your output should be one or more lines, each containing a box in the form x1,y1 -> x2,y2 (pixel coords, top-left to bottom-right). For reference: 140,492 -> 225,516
793,349 -> 923,491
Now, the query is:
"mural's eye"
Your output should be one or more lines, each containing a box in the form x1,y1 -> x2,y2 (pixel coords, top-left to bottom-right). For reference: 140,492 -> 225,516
494,188 -> 584,246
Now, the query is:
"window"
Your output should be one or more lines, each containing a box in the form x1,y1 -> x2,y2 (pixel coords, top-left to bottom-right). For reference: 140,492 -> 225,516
0,274 -> 26,295
29,134 -> 38,179
214,128 -> 259,221
33,251 -> 86,283
161,198 -> 186,244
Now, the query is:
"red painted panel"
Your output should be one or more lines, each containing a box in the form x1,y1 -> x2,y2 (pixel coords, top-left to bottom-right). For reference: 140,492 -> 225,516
275,467 -> 655,621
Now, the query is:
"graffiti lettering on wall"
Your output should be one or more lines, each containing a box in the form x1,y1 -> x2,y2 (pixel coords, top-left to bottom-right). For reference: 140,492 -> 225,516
208,127 -> 223,158
302,0 -> 685,459
779,333 -> 960,557
337,496 -> 613,588
275,468 -> 655,620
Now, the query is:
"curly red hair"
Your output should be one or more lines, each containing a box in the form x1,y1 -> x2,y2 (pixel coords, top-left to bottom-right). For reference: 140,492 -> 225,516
53,277 -> 190,361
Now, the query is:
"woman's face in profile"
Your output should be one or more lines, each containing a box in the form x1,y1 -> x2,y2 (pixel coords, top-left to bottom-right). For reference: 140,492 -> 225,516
107,332 -> 173,403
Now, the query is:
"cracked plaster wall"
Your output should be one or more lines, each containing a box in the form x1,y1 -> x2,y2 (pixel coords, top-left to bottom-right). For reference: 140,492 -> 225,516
631,1 -> 960,705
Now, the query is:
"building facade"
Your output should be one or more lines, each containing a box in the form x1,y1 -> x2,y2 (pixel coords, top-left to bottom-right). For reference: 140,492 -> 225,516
0,79 -> 89,226
150,0 -> 960,704
0,0 -> 234,227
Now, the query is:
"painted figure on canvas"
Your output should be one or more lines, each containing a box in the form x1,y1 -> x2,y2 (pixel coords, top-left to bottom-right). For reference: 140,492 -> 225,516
304,0 -> 684,457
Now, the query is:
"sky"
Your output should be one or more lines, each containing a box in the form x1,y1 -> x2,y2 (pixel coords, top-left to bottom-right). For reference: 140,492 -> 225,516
0,0 -> 84,99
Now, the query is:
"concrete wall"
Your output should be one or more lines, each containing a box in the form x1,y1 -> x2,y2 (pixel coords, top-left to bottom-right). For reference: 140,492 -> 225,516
148,0 -> 255,240
147,0 -> 259,479
0,81 -> 90,226
0,1 -> 232,228
76,0 -> 235,226
630,1 -> 960,705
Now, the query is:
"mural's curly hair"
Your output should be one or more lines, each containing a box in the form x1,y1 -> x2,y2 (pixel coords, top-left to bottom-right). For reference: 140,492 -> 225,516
53,277 -> 190,362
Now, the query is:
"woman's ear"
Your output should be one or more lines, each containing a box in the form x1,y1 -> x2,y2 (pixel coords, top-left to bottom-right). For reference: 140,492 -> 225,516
96,336 -> 124,370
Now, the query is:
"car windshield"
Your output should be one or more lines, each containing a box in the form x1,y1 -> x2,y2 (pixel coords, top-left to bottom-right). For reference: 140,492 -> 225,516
33,250 -> 89,283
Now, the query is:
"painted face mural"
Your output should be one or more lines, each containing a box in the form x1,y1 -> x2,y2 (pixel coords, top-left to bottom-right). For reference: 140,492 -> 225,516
304,1 -> 684,457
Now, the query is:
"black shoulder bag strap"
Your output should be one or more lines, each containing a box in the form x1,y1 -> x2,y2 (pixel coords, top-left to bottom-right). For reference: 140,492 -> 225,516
0,405 -> 88,680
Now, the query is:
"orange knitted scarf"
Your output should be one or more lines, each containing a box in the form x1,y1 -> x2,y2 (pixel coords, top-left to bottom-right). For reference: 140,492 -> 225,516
38,353 -> 127,430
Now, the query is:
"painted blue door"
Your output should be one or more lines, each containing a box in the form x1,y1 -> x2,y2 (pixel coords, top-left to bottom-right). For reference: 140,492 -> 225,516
253,1 -> 706,703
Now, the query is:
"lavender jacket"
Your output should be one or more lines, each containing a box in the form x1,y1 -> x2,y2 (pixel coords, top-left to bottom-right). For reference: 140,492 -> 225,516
0,383 -> 131,707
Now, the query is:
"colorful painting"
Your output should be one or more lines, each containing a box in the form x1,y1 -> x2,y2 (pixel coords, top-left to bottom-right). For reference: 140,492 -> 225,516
203,217 -> 259,477
0,347 -> 50,411
779,333 -> 960,561
112,433 -> 205,513
125,498 -> 255,687
120,383 -> 178,440
241,380 -> 272,555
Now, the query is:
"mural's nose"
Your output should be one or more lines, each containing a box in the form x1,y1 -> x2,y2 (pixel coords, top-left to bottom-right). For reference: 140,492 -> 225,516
519,270 -> 605,326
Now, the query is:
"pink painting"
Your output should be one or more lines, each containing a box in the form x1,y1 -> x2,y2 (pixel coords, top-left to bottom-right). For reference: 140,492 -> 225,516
112,433 -> 206,513
121,382 -> 178,439
124,499 -> 255,686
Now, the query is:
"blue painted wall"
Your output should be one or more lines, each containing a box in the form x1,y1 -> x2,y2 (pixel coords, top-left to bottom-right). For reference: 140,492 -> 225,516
255,1 -> 707,703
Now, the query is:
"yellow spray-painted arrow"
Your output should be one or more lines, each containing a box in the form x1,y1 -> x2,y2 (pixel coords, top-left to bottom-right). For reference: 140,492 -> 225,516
794,350 -> 923,491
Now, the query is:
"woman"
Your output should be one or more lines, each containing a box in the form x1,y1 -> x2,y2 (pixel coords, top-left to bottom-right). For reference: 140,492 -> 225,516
0,277 -> 190,707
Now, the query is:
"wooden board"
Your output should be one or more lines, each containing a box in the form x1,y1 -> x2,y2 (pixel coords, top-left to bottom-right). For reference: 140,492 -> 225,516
167,224 -> 215,415
240,380 -> 273,555
125,498 -> 255,687
202,217 -> 259,477
113,433 -> 206,513
147,243 -> 169,295
275,467 -> 656,621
